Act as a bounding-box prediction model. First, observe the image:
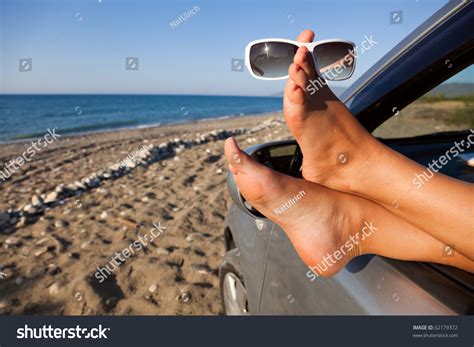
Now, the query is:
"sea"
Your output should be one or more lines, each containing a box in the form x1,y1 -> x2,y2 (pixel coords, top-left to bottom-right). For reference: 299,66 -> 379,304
0,95 -> 283,142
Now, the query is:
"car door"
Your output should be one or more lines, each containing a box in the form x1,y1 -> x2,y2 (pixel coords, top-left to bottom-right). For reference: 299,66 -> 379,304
225,187 -> 276,313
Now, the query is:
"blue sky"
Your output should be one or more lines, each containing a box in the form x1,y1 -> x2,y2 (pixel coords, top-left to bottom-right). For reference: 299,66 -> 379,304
0,0 -> 452,96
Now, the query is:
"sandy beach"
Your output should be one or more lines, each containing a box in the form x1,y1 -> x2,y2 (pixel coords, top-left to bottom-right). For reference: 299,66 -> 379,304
0,112 -> 292,315
0,100 -> 469,315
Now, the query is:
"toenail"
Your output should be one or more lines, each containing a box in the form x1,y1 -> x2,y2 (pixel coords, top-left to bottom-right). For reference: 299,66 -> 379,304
232,153 -> 242,164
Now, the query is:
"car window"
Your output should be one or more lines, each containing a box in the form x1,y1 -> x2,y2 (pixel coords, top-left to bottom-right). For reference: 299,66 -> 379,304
373,65 -> 474,139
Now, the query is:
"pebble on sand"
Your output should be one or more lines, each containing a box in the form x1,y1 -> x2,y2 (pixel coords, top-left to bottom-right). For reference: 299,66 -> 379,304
80,241 -> 92,250
34,246 -> 49,257
31,195 -> 43,207
156,247 -> 170,255
186,233 -> 204,242
5,236 -> 21,247
44,192 -> 59,204
54,220 -> 67,228
23,205 -> 37,215
49,282 -> 60,295
17,216 -> 28,228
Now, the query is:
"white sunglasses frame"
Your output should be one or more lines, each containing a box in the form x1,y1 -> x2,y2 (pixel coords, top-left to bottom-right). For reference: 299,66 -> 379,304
244,38 -> 356,81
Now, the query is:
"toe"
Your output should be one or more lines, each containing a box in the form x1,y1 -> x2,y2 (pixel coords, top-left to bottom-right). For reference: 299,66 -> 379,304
224,137 -> 266,176
294,46 -> 317,80
296,29 -> 315,43
289,63 -> 310,91
224,137 -> 286,206
284,80 -> 306,107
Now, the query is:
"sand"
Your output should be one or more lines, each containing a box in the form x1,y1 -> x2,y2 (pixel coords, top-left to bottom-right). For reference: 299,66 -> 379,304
0,112 -> 291,315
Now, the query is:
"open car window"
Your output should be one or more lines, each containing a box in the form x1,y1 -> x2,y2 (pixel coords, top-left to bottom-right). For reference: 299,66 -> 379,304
373,65 -> 474,139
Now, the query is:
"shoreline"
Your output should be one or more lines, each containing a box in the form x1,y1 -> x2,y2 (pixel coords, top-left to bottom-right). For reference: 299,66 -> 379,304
0,111 -> 286,205
0,110 -> 283,146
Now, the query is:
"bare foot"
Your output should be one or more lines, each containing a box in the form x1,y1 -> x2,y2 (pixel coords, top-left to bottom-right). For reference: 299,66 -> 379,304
283,30 -> 383,192
224,137 -> 474,275
224,137 -> 365,276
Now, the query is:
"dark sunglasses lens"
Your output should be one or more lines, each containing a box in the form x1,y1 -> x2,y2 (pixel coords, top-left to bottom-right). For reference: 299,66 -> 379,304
249,42 -> 298,78
313,42 -> 355,80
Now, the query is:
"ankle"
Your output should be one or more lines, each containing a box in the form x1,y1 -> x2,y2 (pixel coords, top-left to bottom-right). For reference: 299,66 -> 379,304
337,136 -> 386,196
338,197 -> 374,258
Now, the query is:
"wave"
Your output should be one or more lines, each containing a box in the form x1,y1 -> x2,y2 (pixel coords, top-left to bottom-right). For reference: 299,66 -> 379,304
13,120 -> 140,140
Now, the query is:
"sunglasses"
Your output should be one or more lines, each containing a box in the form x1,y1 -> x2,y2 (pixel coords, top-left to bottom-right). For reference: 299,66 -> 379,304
245,38 -> 356,81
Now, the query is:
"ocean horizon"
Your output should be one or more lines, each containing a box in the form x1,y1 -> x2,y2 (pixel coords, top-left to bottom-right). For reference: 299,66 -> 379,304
0,94 -> 283,142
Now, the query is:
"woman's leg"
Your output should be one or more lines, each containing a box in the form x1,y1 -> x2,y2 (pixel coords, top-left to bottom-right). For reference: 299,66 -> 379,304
282,29 -> 474,259
224,137 -> 474,275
